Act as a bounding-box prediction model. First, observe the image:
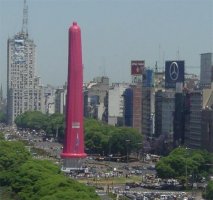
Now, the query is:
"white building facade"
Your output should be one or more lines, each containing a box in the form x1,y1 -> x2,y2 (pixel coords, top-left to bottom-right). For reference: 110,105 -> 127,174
108,83 -> 130,126
7,32 -> 44,124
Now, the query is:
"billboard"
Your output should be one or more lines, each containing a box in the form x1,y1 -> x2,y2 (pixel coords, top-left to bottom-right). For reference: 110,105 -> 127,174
131,60 -> 145,75
165,60 -> 185,88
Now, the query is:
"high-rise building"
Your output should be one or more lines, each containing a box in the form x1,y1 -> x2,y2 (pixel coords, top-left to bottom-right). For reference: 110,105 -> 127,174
55,84 -> 67,114
200,53 -> 213,88
85,76 -> 109,122
123,87 -> 133,127
186,85 -> 213,149
142,69 -> 155,137
201,109 -> 213,152
108,83 -> 130,126
154,69 -> 165,137
173,91 -> 190,147
132,84 -> 142,133
155,90 -> 163,137
161,90 -> 175,136
43,85 -> 56,114
130,60 -> 144,133
7,1 -> 43,124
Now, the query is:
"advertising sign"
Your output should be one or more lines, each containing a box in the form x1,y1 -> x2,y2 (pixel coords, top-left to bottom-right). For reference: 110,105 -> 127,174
131,60 -> 145,75
132,75 -> 142,84
165,60 -> 185,88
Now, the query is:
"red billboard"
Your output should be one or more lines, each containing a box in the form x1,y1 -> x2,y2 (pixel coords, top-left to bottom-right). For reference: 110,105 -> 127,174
131,60 -> 145,75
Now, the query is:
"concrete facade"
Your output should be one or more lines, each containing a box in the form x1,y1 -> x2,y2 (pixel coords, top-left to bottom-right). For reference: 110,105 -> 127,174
186,85 -> 213,149
108,83 -> 130,126
132,84 -> 142,133
86,76 -> 109,122
7,32 -> 44,124
201,109 -> 213,152
142,87 -> 155,137
161,90 -> 175,136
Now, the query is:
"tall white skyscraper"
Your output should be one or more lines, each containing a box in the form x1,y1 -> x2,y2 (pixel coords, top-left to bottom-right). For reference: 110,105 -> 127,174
7,1 -> 44,124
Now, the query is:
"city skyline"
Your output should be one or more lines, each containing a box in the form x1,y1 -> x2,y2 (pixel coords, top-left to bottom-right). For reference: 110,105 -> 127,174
0,0 -> 212,93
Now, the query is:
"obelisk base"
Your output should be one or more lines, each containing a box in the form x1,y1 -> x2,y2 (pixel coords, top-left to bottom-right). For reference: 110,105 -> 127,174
61,158 -> 86,173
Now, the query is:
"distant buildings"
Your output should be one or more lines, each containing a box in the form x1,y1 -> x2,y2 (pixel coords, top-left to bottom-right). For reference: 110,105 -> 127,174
85,76 -> 109,122
3,0 -> 213,154
6,1 -> 57,124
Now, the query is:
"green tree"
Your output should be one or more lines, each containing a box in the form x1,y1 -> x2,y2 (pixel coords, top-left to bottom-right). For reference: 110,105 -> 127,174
0,132 -> 4,140
0,140 -> 99,200
205,181 -> 213,200
15,115 -> 143,156
0,111 -> 7,123
0,141 -> 31,186
156,147 -> 213,182
15,111 -> 65,141
15,111 -> 48,130
84,118 -> 142,156
44,113 -> 65,141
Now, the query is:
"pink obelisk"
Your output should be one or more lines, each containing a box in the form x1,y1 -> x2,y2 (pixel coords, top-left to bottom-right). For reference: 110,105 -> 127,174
61,22 -> 86,170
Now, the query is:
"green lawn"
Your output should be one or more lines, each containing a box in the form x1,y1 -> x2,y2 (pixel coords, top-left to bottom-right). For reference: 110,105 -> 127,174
78,175 -> 142,186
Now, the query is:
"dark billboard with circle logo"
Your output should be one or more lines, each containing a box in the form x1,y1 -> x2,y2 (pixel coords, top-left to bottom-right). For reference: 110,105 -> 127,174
165,60 -> 185,88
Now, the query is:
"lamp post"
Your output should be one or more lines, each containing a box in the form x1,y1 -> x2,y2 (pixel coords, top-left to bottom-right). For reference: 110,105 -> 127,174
108,136 -> 111,162
136,142 -> 143,160
125,139 -> 130,166
185,158 -> 188,189
185,147 -> 190,190
56,124 -> 59,140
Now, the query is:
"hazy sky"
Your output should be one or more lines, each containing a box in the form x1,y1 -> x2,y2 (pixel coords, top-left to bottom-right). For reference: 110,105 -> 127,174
0,0 -> 212,90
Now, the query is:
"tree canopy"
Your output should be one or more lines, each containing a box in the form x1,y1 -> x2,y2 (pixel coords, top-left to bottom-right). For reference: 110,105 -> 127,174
15,111 -> 49,130
0,111 -> 7,123
205,180 -> 213,200
84,118 -> 142,156
0,138 -> 99,200
156,147 -> 213,183
15,112 -> 143,156
15,111 -> 65,141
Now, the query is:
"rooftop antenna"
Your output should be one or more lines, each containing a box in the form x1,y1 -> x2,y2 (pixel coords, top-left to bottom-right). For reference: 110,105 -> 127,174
155,61 -> 158,72
177,48 -> 180,60
0,84 -> 3,101
102,56 -> 106,76
22,0 -> 28,36
162,51 -> 165,72
158,44 -> 161,68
